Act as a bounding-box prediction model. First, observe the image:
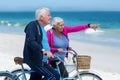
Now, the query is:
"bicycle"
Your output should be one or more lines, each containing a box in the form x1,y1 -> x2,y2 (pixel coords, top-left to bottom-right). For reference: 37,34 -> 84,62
52,48 -> 103,80
10,47 -> 102,80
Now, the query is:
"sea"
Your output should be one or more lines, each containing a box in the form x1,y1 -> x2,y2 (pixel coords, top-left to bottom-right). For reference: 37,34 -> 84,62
0,11 -> 120,48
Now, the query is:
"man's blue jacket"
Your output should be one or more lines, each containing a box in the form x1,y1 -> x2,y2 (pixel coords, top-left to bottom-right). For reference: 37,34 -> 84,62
23,20 -> 43,67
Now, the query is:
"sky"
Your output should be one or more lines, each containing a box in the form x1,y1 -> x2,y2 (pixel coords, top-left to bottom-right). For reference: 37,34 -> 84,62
0,0 -> 120,12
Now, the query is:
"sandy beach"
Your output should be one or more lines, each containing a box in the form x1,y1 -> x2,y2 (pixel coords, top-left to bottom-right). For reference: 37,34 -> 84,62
69,39 -> 120,73
0,33 -> 120,80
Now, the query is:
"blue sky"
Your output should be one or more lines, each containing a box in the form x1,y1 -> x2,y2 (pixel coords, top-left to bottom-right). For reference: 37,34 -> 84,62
0,0 -> 120,12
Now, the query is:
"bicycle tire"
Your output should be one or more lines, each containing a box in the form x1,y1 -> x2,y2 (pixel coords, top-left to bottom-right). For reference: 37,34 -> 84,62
11,69 -> 30,74
11,69 -> 30,80
74,71 -> 102,80
0,72 -> 15,80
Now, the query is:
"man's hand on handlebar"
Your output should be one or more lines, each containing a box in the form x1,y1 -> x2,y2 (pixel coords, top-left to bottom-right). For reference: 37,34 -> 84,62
43,51 -> 54,59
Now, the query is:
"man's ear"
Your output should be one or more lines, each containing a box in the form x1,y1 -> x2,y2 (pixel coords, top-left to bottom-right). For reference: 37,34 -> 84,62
40,15 -> 44,20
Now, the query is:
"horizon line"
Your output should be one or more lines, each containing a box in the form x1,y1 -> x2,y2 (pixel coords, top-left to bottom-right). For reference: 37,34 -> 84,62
0,10 -> 120,12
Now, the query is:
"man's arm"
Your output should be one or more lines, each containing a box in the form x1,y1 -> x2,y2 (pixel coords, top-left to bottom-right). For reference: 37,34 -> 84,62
25,22 -> 42,52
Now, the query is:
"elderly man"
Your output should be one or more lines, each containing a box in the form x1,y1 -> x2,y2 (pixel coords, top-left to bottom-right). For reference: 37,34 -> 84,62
23,7 -> 60,80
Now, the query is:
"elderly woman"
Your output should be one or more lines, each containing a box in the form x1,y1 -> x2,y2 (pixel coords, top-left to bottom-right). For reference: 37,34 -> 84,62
47,17 -> 98,78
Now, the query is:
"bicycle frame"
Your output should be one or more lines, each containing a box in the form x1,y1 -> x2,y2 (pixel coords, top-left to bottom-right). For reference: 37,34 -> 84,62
51,49 -> 79,80
18,65 -> 27,80
54,60 -> 76,80
13,66 -> 34,80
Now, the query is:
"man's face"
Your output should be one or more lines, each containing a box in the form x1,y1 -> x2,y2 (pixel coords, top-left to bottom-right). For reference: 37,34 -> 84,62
42,11 -> 51,25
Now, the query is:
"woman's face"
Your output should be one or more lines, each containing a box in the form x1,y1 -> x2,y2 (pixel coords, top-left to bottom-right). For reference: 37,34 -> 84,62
54,21 -> 64,32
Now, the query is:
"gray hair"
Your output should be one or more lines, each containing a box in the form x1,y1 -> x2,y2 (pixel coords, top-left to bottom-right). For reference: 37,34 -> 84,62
35,7 -> 49,20
52,17 -> 64,26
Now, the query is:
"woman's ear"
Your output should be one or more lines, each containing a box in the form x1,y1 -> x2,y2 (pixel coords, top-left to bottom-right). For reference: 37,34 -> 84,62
53,25 -> 57,28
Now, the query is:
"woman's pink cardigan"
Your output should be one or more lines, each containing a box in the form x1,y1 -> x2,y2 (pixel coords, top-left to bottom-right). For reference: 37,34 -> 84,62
47,24 -> 89,55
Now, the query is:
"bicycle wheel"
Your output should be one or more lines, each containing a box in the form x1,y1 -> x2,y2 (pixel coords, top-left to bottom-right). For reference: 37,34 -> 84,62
11,69 -> 30,80
74,71 -> 102,80
0,71 -> 14,80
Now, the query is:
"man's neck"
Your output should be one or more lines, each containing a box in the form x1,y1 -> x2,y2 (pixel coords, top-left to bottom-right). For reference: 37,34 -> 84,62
37,20 -> 47,27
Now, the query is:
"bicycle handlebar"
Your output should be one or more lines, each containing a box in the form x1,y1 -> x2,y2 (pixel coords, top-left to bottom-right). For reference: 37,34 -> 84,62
52,47 -> 77,63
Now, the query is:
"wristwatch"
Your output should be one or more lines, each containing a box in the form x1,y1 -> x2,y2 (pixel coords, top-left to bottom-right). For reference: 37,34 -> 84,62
42,49 -> 47,55
88,24 -> 91,28
42,49 -> 45,52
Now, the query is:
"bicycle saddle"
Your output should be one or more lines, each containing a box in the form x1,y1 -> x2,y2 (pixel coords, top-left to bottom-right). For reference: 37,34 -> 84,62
14,57 -> 24,65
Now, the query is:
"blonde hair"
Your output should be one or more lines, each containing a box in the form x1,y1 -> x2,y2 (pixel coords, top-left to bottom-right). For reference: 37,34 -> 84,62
52,17 -> 64,26
36,7 -> 49,20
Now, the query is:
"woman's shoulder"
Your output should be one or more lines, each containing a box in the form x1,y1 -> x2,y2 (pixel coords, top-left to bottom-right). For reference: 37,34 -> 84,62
47,28 -> 54,34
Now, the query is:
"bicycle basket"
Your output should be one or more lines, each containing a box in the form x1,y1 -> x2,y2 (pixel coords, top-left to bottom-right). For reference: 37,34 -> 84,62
77,55 -> 91,69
